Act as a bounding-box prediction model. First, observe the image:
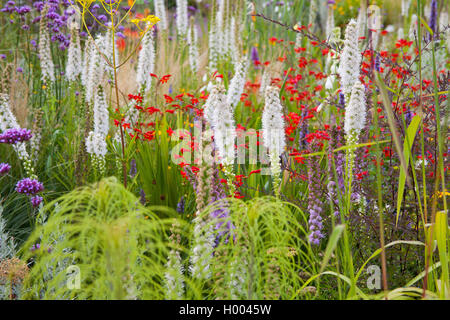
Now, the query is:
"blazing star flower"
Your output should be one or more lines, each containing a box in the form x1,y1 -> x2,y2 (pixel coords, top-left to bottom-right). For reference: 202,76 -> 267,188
338,19 -> 361,98
262,85 -> 286,197
227,56 -> 249,109
187,20 -> 199,73
66,20 -> 82,82
176,0 -> 188,37
136,24 -> 156,92
428,0 -> 437,39
344,80 -> 366,139
39,5 -> 55,83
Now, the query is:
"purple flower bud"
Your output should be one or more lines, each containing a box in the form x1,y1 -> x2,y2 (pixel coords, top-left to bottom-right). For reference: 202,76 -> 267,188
31,195 -> 43,207
0,163 -> 11,175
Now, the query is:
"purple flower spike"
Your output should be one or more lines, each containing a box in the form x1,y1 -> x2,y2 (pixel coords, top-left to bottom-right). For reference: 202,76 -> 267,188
251,46 -> 260,64
0,163 -> 11,175
176,196 -> 185,214
0,128 -> 32,144
15,178 -> 44,195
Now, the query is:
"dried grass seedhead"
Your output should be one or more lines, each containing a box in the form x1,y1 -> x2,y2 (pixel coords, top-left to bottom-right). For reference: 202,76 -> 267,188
0,257 -> 29,284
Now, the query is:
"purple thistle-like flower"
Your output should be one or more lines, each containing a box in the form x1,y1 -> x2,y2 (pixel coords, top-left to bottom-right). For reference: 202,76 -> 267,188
0,128 -> 32,144
30,243 -> 41,252
31,195 -> 43,207
15,178 -> 44,195
0,163 -> 11,175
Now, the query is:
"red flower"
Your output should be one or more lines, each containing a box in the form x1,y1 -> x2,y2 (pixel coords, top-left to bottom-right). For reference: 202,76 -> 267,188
164,94 -> 174,103
159,74 -> 171,84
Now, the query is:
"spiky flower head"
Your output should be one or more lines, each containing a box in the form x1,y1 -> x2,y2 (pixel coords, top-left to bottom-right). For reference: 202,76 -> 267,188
227,56 -> 249,109
136,25 -> 156,92
262,85 -> 286,157
344,81 -> 366,138
338,19 -> 361,97
176,0 -> 188,37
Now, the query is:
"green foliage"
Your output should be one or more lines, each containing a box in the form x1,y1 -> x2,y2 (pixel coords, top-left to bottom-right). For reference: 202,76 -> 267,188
20,177 -> 175,299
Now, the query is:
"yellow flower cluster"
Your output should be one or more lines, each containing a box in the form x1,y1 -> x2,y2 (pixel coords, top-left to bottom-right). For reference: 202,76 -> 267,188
131,15 -> 160,32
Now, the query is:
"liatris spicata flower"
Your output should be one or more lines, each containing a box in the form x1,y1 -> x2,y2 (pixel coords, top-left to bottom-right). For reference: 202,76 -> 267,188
409,14 -> 418,39
0,163 -> 11,175
227,56 -> 248,109
295,23 -> 303,58
15,178 -> 44,196
0,94 -> 36,179
397,27 -> 404,41
30,195 -> 43,208
85,34 -> 107,102
187,19 -> 199,73
164,222 -> 185,299
208,12 -> 219,71
326,1 -> 335,39
93,86 -> 109,137
129,159 -> 137,178
0,128 -> 32,144
139,189 -> 146,205
251,46 -> 259,65
38,5 -> 55,84
259,68 -> 270,95
227,16 -> 239,65
86,86 -> 109,174
215,0 -> 226,57
344,81 -> 366,206
176,196 -> 185,214
308,0 -> 318,30
176,0 -> 188,37
307,140 -> 324,245
102,27 -> 119,80
66,20 -> 82,82
207,84 -> 236,167
136,25 -> 155,93
262,85 -> 286,197
327,123 -> 345,217
428,0 -> 437,40
204,82 -> 236,193
439,11 -> 448,32
401,0 -> 411,16
356,1 -> 367,40
338,19 -> 361,98
190,213 -> 215,280
81,37 -> 93,88
344,80 -> 366,141
154,0 -> 168,30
